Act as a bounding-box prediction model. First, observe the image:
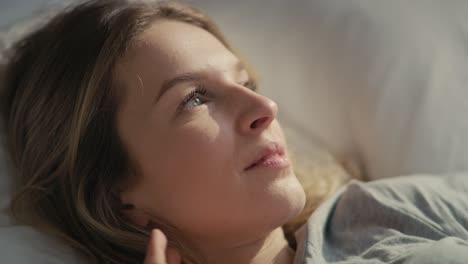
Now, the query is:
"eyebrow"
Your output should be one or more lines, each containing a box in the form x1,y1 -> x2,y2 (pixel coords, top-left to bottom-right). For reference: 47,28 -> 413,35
155,61 -> 246,104
156,73 -> 199,103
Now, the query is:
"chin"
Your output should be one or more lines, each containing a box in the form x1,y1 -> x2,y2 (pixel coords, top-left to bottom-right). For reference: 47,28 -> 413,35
284,178 -> 307,222
263,173 -> 307,228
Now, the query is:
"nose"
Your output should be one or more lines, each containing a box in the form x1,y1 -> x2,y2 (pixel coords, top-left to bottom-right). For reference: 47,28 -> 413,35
237,90 -> 278,135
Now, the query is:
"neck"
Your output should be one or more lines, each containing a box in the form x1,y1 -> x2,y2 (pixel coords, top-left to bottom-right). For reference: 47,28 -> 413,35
196,227 -> 295,264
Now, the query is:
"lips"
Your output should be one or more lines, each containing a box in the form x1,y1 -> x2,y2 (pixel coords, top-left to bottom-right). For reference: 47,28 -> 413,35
244,142 -> 289,171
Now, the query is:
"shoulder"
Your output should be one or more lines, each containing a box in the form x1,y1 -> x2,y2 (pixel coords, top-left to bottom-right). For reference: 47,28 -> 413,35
334,173 -> 468,235
342,173 -> 468,215
294,173 -> 468,264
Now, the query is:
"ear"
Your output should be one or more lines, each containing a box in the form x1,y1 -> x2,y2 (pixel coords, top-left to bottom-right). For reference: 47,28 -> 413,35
119,188 -> 151,228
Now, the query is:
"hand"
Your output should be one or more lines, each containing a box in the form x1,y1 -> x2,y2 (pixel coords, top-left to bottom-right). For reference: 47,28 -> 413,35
144,229 -> 182,264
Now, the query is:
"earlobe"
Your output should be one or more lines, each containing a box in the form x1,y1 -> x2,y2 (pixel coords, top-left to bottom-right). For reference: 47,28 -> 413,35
121,203 -> 151,227
115,175 -> 151,228
119,188 -> 151,228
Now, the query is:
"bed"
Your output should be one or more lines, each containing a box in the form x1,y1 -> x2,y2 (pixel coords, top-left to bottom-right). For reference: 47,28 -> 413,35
1,0 -> 468,263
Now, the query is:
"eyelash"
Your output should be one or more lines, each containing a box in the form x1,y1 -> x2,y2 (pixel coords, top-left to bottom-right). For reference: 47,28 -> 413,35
244,80 -> 257,91
178,85 -> 208,112
177,80 -> 257,112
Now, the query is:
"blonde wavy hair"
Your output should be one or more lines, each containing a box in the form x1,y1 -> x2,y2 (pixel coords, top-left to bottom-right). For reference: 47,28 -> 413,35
0,0 -> 352,263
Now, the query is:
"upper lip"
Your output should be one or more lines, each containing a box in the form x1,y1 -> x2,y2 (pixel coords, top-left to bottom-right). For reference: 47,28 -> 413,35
244,142 -> 286,171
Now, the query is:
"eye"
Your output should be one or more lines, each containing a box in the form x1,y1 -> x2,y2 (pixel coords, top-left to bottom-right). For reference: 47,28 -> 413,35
179,86 -> 208,112
243,79 -> 258,91
186,96 -> 204,108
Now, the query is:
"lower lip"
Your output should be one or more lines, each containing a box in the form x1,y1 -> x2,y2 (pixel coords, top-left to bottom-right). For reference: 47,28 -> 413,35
246,154 -> 290,171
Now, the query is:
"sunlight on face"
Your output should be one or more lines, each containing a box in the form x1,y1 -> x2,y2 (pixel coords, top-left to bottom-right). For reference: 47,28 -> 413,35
116,20 -> 306,247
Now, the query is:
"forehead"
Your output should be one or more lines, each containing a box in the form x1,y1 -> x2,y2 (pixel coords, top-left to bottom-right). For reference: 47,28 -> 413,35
118,20 -> 239,84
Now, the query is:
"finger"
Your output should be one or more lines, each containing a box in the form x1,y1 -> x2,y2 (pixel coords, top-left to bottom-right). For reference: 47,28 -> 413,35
144,229 -> 168,264
166,247 -> 182,264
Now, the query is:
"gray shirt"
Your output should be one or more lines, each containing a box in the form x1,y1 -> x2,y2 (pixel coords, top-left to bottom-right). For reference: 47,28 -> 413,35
294,173 -> 468,264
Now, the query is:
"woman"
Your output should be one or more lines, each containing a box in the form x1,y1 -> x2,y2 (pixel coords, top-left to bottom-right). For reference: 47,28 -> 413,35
1,1 -> 467,264
1,0 -> 342,263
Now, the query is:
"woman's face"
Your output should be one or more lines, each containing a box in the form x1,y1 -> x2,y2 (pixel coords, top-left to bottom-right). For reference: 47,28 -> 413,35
116,20 -> 306,246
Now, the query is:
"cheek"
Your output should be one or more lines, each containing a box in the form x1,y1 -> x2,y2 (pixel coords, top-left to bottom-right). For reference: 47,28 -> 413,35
270,120 -> 286,140
170,109 -> 238,167
148,119 -> 250,233
171,115 -> 224,168
150,114 -> 239,205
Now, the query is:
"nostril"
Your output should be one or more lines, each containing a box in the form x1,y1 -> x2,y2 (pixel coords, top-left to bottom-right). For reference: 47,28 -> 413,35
250,117 -> 269,129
